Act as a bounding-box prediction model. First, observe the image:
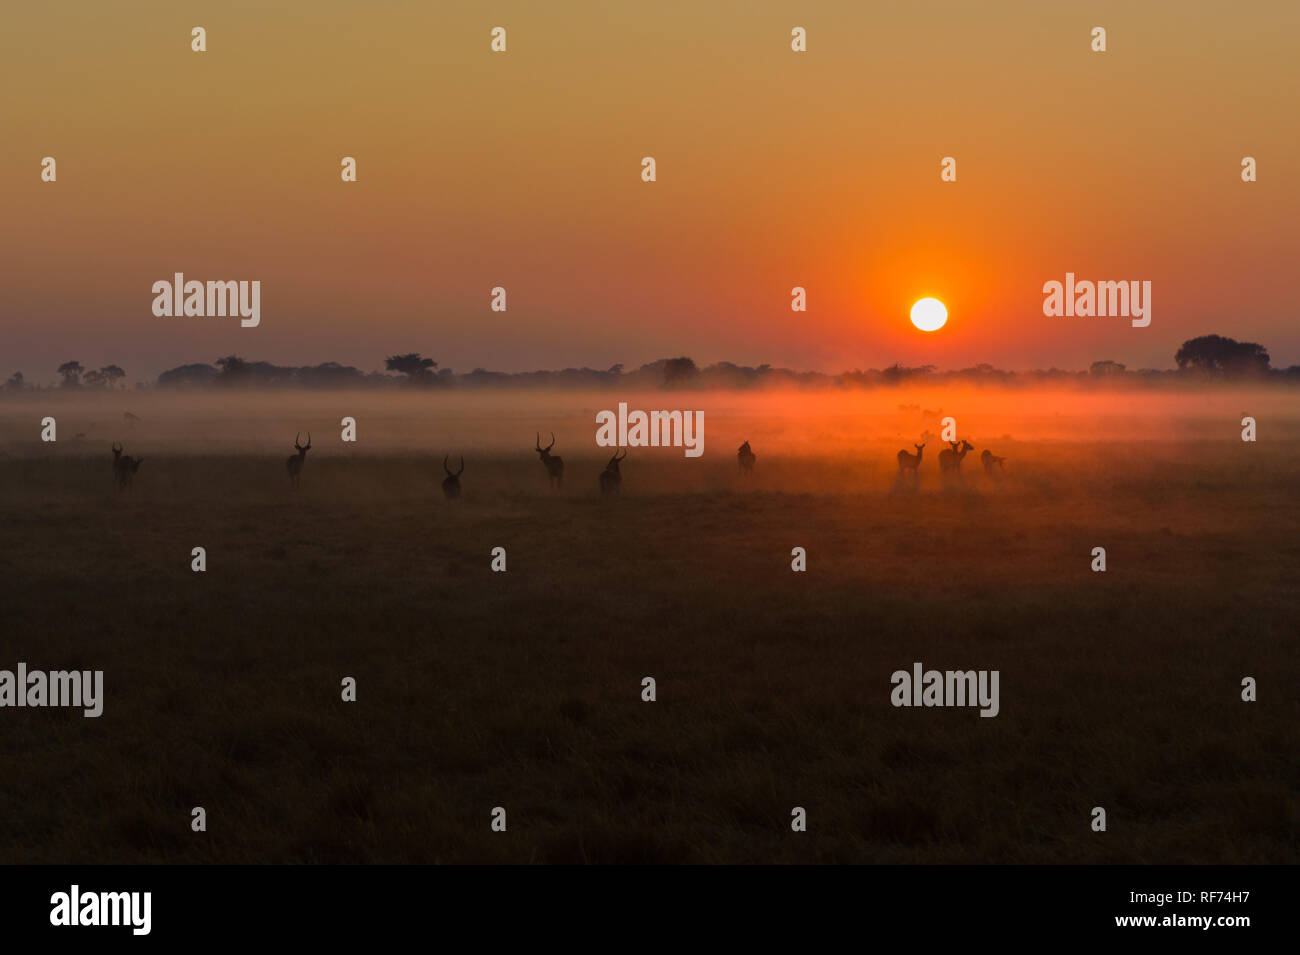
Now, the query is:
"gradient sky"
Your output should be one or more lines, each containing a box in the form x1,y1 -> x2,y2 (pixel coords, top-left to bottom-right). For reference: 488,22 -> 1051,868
2,0 -> 1298,382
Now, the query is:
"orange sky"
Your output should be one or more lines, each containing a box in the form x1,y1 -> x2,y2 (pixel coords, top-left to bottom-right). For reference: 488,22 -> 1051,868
2,0 -> 1297,382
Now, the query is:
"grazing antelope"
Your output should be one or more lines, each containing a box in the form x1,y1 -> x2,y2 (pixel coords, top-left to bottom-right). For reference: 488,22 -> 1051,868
980,449 -> 1005,475
938,439 -> 974,474
600,449 -> 627,495
896,442 -> 925,475
535,432 -> 564,488
286,432 -> 311,489
111,442 -> 142,491
442,455 -> 464,499
737,440 -> 756,473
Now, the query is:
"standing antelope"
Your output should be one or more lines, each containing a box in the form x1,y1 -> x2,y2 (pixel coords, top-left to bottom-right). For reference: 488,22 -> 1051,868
600,449 -> 627,495
535,432 -> 564,488
286,432 -> 311,489
896,442 -> 925,476
737,440 -> 756,473
442,455 -> 464,499
980,449 -> 1005,475
111,443 -> 142,491
938,439 -> 974,474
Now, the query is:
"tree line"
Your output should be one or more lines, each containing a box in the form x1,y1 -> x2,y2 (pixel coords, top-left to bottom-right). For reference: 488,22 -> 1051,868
4,335 -> 1293,393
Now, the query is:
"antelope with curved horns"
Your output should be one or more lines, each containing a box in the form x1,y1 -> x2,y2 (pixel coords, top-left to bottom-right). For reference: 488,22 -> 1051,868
737,440 -> 756,473
938,439 -> 974,474
981,449 -> 1006,475
111,442 -> 143,491
442,455 -> 464,500
896,442 -> 925,475
286,432 -> 311,489
535,432 -> 564,489
599,449 -> 627,495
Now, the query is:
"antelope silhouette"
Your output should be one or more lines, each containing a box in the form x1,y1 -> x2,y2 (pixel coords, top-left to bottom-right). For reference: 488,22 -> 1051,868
111,442 -> 142,490
737,441 -> 756,473
897,442 -> 925,475
980,449 -> 1005,475
442,455 -> 464,499
938,439 -> 974,474
535,432 -> 564,488
286,432 -> 311,489
600,449 -> 627,495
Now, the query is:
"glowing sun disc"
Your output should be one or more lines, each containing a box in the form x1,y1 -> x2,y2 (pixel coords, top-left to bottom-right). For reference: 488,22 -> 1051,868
910,298 -> 948,331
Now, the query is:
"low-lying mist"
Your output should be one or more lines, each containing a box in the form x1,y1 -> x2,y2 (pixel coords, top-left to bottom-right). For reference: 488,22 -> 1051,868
1,386 -> 1294,459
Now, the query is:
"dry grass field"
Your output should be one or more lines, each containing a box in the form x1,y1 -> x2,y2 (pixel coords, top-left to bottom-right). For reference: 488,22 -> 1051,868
0,388 -> 1296,863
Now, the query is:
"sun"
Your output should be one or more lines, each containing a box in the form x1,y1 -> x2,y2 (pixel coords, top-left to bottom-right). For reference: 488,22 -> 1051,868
910,297 -> 948,332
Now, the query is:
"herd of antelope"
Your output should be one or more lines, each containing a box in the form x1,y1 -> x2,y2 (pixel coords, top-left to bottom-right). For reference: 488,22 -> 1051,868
105,431 -> 1007,495
896,439 -> 1006,483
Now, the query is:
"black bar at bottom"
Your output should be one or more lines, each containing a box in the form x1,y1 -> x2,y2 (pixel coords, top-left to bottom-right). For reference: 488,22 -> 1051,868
0,864 -> 1283,942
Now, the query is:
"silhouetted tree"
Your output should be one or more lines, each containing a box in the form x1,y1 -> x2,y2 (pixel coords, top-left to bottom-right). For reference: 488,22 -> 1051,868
881,363 -> 937,385
157,363 -> 219,388
1175,335 -> 1270,378
4,372 -> 24,392
214,355 -> 249,386
958,362 -> 1011,383
1090,360 -> 1127,377
295,362 -> 366,388
57,361 -> 84,388
82,365 -> 125,389
661,356 -> 698,387
385,353 -> 438,385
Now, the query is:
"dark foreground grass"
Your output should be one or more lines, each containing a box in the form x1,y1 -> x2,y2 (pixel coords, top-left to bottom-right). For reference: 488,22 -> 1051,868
0,444 -> 1297,863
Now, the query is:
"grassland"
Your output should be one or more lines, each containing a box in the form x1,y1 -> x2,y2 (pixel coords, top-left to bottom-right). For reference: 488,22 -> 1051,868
0,388 -> 1296,863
